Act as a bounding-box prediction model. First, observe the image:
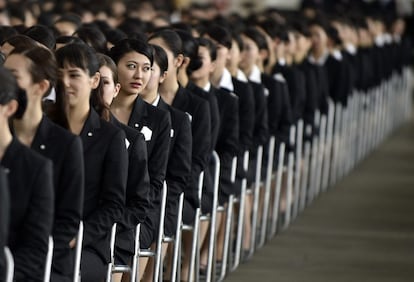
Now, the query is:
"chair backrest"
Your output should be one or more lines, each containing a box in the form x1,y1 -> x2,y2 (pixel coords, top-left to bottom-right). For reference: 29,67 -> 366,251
43,236 -> 54,282
4,247 -> 14,282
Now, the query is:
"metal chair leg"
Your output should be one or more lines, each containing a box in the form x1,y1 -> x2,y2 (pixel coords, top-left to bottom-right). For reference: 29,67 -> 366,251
251,146 -> 264,251
44,236 -> 54,282
4,247 -> 14,282
270,143 -> 285,237
293,120 -> 303,219
73,221 -> 84,282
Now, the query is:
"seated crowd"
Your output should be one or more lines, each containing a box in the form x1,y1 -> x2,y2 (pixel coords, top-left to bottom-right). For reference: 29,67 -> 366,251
0,0 -> 411,282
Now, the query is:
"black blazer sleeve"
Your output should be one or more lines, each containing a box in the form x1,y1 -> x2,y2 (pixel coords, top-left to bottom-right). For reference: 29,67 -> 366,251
83,129 -> 128,247
167,113 -> 192,215
147,111 -> 171,208
250,81 -> 269,147
188,100 -> 211,208
14,159 -> 54,281
124,132 -> 150,227
53,137 -> 84,249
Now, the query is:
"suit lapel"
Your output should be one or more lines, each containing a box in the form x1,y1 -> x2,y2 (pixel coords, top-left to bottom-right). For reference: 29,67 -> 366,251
31,116 -> 56,155
79,109 -> 101,153
128,96 -> 148,131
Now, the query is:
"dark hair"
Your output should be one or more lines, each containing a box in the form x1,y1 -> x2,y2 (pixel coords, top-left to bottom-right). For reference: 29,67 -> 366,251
55,13 -> 82,29
0,66 -> 26,119
1,35 -> 38,51
0,66 -> 18,104
74,26 -> 108,54
0,26 -> 18,44
242,27 -> 268,52
231,31 -> 244,52
176,30 -> 202,74
8,4 -> 26,23
55,43 -> 110,121
326,25 -> 342,46
104,28 -> 128,46
97,53 -> 118,83
150,44 -> 168,73
10,46 -> 57,97
203,25 -> 232,50
55,35 -> 84,47
148,29 -> 182,57
259,20 -> 289,43
24,25 -> 56,50
197,37 -> 217,61
109,38 -> 153,66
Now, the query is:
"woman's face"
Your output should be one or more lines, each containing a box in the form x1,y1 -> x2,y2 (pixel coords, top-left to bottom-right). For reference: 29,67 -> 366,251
116,51 -> 152,96
310,25 -> 327,53
240,35 -> 259,71
141,61 -> 164,96
99,65 -> 120,106
59,63 -> 99,108
4,54 -> 35,96
190,45 -> 214,81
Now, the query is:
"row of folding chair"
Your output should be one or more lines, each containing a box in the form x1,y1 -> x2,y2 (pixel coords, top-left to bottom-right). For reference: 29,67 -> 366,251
16,67 -> 411,282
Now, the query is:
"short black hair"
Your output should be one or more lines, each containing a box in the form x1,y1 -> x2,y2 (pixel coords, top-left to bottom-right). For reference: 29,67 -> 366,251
203,25 -> 232,49
109,38 -> 153,66
24,25 -> 56,50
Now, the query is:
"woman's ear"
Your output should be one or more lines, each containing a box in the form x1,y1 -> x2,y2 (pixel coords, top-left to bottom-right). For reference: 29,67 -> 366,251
174,54 -> 185,68
91,72 -> 101,89
4,99 -> 18,118
37,79 -> 51,97
113,82 -> 121,98
159,71 -> 168,84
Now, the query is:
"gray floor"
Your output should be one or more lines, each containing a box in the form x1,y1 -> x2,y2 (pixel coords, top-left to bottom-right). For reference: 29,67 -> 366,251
224,117 -> 414,282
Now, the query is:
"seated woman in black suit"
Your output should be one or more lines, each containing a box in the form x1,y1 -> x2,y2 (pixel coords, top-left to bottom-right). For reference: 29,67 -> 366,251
109,38 -> 171,282
55,43 -> 128,282
97,53 -> 151,282
0,66 -> 54,281
0,167 -> 9,280
139,44 -> 192,282
4,45 -> 85,282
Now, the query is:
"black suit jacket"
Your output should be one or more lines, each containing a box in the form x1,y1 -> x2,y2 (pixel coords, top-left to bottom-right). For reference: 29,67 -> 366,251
249,80 -> 269,147
325,54 -> 350,106
0,168 -> 9,278
27,116 -> 84,277
127,96 -> 171,230
80,109 -> 128,263
262,73 -> 293,146
187,81 -> 220,149
172,86 -> 211,205
1,138 -> 54,282
111,115 -> 150,251
214,87 -> 239,195
230,78 -> 255,153
158,98 -> 192,235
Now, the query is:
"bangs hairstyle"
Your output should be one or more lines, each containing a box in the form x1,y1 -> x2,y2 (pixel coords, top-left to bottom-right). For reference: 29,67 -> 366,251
55,42 -> 99,76
150,44 -> 168,73
242,27 -> 269,52
148,29 -> 182,57
55,43 -> 110,121
97,53 -> 118,83
197,37 -> 217,61
10,45 -> 57,97
109,38 -> 153,66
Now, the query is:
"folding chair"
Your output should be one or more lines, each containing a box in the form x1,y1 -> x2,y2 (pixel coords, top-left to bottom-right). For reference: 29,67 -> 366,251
308,110 -> 320,204
180,173 -> 203,282
73,221 -> 84,282
4,247 -> 14,282
160,192 -> 184,282
202,151 -> 220,282
269,142 -> 286,237
135,182 -> 167,282
322,100 -> 334,190
293,119 -> 303,219
258,136 -> 276,247
299,130 -> 311,213
44,236 -> 54,282
250,145 -> 264,251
